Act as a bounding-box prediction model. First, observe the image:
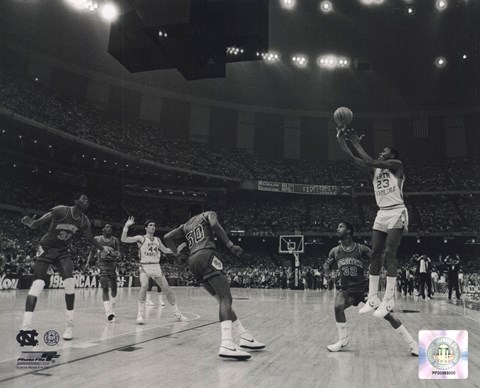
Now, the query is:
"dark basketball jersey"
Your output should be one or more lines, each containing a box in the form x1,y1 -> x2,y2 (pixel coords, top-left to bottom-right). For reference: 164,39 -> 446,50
332,243 -> 369,290
182,212 -> 216,255
40,206 -> 89,249
95,235 -> 119,273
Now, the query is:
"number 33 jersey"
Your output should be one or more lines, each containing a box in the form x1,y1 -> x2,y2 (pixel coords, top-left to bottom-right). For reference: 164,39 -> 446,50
40,206 -> 89,249
182,212 -> 216,255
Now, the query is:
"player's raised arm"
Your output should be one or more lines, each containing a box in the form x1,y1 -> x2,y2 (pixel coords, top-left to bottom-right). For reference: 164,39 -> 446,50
336,126 -> 371,172
365,158 -> 403,171
86,237 -> 100,266
21,212 -> 53,229
121,216 -> 144,244
345,128 -> 374,163
206,211 -> 243,257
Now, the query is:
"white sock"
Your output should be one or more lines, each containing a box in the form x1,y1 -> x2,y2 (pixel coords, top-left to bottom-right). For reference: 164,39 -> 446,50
220,320 -> 233,343
384,277 -> 396,300
138,302 -> 145,315
103,301 -> 111,313
396,324 -> 414,345
368,275 -> 380,298
233,319 -> 249,338
172,304 -> 180,313
146,292 -> 152,301
22,312 -> 33,328
159,293 -> 164,303
110,296 -> 117,308
336,322 -> 348,341
66,310 -> 74,322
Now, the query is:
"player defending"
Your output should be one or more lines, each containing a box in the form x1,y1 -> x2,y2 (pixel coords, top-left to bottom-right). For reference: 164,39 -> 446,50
324,222 -> 418,356
336,126 -> 408,318
20,193 -> 110,340
164,204 -> 265,360
121,217 -> 186,324
87,223 -> 121,322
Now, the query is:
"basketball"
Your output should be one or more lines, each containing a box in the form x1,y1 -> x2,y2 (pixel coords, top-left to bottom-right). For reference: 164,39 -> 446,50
333,107 -> 353,125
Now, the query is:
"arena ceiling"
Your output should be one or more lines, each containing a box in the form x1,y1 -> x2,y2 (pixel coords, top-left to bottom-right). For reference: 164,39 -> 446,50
1,0 -> 479,112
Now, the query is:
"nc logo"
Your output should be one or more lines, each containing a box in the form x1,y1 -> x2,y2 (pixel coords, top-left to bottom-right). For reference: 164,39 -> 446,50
16,330 -> 39,347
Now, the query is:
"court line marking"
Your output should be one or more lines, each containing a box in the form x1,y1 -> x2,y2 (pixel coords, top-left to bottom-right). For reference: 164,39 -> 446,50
434,302 -> 480,324
0,318 -> 218,384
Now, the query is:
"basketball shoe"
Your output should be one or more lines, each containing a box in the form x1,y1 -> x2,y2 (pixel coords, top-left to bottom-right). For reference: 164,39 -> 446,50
327,337 -> 349,352
410,341 -> 419,356
358,294 -> 381,314
63,320 -> 73,340
219,342 -> 251,360
174,312 -> 188,321
239,335 -> 266,350
373,298 -> 395,318
136,314 -> 145,325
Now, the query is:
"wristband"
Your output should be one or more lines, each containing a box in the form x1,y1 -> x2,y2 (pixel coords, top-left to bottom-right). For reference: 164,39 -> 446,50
226,241 -> 234,249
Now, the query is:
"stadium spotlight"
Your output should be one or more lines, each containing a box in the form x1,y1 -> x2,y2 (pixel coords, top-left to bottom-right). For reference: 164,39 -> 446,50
280,0 -> 296,10
100,2 -> 118,22
435,56 -> 447,68
436,0 -> 448,11
65,0 -> 98,11
292,54 -> 308,68
227,46 -> 244,56
360,0 -> 385,5
462,54 -> 467,60
320,1 -> 333,13
405,6 -> 415,15
260,51 -> 281,63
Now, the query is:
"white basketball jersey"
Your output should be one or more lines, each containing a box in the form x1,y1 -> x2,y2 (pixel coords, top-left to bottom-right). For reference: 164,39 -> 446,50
373,168 -> 405,209
138,236 -> 168,264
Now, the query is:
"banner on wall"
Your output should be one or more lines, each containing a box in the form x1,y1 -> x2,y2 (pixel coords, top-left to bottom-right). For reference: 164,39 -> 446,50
256,181 -> 353,196
0,274 -> 19,290
48,274 -> 131,289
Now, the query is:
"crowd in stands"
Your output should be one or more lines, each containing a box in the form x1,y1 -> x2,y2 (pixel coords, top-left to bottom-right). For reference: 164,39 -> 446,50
2,70 -> 480,191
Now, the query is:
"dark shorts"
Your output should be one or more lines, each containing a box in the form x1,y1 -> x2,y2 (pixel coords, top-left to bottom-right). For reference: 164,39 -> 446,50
35,245 -> 72,265
98,261 -> 117,280
188,249 -> 224,282
341,286 -> 369,307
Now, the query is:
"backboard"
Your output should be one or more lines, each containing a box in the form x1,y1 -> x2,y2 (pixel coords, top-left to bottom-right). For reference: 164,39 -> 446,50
278,235 -> 304,254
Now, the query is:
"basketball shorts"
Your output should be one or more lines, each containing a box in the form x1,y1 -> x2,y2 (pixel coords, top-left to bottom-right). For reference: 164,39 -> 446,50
373,206 -> 409,233
98,267 -> 117,280
35,245 -> 72,265
342,284 -> 369,306
140,263 -> 163,279
188,249 -> 224,282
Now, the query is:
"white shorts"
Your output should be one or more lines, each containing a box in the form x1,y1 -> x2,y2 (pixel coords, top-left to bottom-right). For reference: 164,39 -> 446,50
373,207 -> 409,233
140,263 -> 163,279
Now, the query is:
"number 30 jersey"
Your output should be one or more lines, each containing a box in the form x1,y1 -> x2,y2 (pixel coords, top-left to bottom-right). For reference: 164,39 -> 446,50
182,212 -> 216,255
373,168 -> 405,210
40,206 -> 89,249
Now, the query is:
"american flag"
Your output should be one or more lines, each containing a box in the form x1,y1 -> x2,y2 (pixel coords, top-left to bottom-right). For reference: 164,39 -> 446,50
413,111 -> 429,138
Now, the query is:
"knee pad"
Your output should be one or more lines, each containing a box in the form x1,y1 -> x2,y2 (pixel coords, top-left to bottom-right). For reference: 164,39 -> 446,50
64,277 -> 75,294
28,279 -> 45,297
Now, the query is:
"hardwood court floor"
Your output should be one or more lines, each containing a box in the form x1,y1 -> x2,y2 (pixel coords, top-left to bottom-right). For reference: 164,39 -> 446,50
0,287 -> 479,388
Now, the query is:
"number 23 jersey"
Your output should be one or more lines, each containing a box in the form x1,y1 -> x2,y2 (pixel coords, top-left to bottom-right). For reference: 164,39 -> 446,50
182,212 -> 216,255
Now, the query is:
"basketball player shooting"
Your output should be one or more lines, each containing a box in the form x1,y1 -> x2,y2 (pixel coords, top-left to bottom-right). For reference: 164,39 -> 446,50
336,125 -> 408,318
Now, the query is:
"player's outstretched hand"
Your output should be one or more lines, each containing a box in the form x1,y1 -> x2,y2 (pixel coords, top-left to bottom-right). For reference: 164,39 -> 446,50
335,124 -> 346,139
124,216 -> 135,228
344,128 -> 365,145
229,245 -> 243,258
21,215 -> 36,228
